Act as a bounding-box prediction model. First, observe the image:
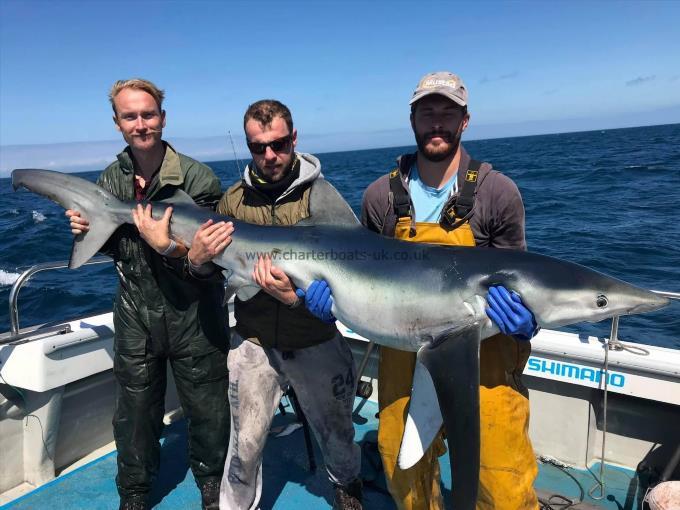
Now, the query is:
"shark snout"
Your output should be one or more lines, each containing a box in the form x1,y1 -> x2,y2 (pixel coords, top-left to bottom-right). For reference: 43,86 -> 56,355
628,291 -> 670,315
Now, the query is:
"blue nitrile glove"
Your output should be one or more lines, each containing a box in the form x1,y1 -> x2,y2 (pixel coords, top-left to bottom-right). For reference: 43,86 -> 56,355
485,285 -> 538,341
295,279 -> 336,323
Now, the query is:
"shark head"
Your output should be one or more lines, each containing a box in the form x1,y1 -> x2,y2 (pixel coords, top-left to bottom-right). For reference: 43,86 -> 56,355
479,250 -> 669,330
532,271 -> 668,329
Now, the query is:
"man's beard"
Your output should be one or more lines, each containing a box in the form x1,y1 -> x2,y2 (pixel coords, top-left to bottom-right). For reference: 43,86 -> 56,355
415,129 -> 462,162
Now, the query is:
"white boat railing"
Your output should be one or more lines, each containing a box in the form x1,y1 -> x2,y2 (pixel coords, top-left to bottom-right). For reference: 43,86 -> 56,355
650,289 -> 680,300
5,256 -> 112,340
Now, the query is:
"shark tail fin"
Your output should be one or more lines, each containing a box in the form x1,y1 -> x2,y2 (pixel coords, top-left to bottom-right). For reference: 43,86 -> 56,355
11,169 -> 130,269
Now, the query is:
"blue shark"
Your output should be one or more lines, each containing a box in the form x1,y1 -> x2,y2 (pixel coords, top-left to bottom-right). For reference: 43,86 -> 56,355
12,169 -> 669,509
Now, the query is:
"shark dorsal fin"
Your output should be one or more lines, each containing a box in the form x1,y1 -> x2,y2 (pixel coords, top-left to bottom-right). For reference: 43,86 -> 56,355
296,179 -> 360,227
157,188 -> 199,207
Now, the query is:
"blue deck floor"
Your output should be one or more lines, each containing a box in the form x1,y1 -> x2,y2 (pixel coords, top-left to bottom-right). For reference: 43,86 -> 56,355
2,398 -> 646,509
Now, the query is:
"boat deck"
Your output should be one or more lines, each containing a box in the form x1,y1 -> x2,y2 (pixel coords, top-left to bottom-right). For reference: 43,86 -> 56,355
0,398 -> 647,510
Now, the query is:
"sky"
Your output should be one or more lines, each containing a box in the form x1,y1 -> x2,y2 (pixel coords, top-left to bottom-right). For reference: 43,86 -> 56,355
0,0 -> 679,176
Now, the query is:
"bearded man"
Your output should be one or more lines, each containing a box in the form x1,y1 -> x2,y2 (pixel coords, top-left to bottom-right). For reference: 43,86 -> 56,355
303,72 -> 540,510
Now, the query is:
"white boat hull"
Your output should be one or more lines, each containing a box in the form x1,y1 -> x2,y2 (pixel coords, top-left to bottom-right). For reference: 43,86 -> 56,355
1,307 -> 679,502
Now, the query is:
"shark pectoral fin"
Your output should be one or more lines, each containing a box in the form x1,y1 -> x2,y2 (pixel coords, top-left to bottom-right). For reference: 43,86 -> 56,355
398,360 -> 444,470
296,179 -> 360,227
416,324 -> 482,510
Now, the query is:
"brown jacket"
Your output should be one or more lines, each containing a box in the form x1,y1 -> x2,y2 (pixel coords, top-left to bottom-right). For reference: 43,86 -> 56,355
217,153 -> 338,350
361,146 -> 527,250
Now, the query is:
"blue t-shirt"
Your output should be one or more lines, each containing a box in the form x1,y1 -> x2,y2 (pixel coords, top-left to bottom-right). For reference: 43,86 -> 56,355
408,162 -> 458,222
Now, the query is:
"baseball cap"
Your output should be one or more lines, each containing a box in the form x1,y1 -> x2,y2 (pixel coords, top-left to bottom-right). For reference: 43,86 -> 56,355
409,71 -> 467,107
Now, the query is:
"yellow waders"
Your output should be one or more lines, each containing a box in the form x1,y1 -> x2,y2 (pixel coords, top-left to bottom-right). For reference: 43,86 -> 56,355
377,216 -> 539,510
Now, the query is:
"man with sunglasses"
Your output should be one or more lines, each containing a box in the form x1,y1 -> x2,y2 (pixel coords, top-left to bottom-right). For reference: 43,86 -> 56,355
192,99 -> 362,510
301,72 -> 539,510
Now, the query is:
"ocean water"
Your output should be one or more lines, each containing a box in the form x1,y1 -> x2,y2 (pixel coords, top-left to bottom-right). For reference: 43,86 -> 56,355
1,123 -> 679,347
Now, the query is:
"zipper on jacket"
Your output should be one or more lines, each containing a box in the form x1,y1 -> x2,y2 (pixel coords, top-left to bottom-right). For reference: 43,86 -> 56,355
274,301 -> 280,349
246,184 -> 280,344
241,179 -> 291,348
240,181 -> 279,225
271,197 -> 279,347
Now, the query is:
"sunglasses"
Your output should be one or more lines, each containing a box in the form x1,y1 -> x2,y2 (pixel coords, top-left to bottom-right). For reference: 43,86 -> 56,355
246,134 -> 293,155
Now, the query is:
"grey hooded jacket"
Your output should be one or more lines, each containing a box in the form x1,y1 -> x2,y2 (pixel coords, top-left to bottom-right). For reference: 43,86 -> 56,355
217,152 -> 338,350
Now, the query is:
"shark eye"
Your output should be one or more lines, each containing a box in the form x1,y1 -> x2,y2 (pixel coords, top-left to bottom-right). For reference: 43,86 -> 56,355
596,295 -> 608,308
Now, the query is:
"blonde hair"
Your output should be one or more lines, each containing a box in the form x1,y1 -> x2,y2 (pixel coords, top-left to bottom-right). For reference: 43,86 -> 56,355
109,78 -> 165,115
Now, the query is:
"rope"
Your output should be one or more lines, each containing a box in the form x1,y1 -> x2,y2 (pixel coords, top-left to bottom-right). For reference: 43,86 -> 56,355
538,317 -> 653,507
608,339 -> 650,356
537,456 -> 585,509
0,373 -> 27,405
586,317 -> 652,500
587,317 -> 624,500
0,374 -> 53,461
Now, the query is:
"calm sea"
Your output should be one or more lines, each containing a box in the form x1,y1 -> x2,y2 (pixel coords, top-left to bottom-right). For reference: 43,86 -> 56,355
1,123 -> 679,347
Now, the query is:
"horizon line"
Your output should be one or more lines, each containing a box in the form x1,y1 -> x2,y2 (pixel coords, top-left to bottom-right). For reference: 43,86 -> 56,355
1,120 -> 678,178
2,119 -> 677,151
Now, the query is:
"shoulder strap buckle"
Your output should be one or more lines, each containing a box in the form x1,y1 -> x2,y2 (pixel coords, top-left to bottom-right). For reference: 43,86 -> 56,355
439,159 -> 482,231
389,154 -> 416,219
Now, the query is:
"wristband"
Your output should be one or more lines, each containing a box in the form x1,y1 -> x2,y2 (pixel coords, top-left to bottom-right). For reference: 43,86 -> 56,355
288,295 -> 303,309
186,252 -> 214,277
186,252 -> 202,270
160,239 -> 177,257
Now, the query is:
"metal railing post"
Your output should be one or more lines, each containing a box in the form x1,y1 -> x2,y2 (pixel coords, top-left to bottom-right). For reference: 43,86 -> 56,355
8,256 -> 111,337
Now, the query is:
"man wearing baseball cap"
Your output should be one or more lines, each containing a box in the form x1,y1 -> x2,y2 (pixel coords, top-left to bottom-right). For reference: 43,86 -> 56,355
302,72 -> 540,509
368,71 -> 539,509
